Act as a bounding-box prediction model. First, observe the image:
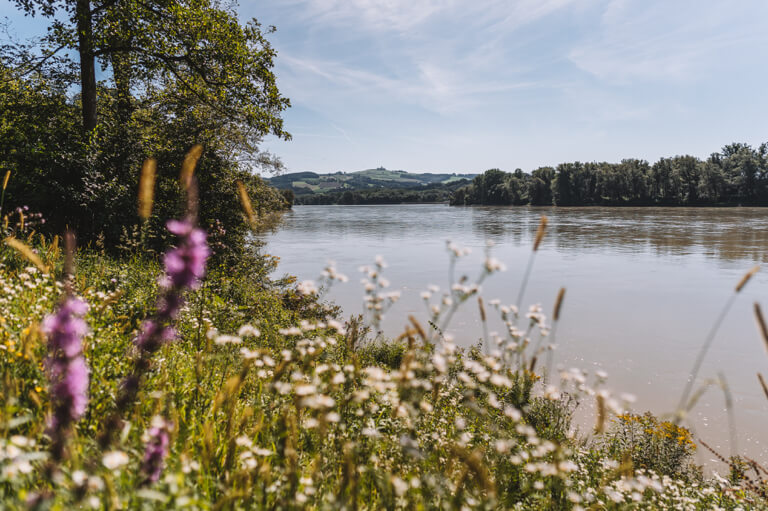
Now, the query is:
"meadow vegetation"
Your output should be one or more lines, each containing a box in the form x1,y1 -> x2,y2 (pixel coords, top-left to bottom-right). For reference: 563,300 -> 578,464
1,175 -> 767,508
2,1 -> 768,508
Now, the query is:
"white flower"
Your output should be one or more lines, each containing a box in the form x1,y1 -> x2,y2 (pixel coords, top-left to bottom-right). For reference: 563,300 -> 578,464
297,280 -> 318,295
215,334 -> 242,345
102,451 -> 129,470
72,470 -> 88,486
294,384 -> 317,396
484,257 -> 507,273
240,348 -> 259,359
236,436 -> 253,448
238,324 -> 260,337
391,477 -> 409,496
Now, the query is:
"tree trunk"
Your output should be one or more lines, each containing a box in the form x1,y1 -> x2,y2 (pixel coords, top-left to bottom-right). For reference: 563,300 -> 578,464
76,0 -> 97,133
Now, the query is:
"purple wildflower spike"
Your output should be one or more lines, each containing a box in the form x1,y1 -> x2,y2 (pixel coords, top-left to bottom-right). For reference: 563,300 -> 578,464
141,416 -> 171,484
164,219 -> 209,289
42,296 -> 90,459
132,218 -> 209,353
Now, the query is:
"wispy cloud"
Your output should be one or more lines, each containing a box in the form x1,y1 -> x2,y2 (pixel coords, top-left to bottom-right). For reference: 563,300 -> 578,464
280,54 -> 546,114
569,0 -> 768,82
247,0 -> 768,173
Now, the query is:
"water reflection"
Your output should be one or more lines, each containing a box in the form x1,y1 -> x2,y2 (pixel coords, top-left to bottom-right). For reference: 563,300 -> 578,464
279,205 -> 768,264
265,204 -> 768,467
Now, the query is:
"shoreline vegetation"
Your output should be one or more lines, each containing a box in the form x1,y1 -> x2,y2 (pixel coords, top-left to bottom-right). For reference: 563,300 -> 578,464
273,142 -> 768,207
2,155 -> 768,508
2,1 -> 768,507
451,143 -> 768,207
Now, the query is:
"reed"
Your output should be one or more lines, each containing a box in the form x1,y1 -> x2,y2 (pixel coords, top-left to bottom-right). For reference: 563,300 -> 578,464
755,303 -> 768,355
236,179 -> 257,227
179,144 -> 203,190
138,159 -> 157,220
758,373 -> 768,401
544,287 -> 566,383
515,215 -> 547,310
4,237 -> 48,273
677,265 -> 759,414
0,170 -> 9,222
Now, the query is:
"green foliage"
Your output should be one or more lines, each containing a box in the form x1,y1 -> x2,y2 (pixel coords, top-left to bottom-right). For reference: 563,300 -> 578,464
0,234 -> 765,509
452,145 -> 768,206
599,412 -> 699,480
2,0 -> 291,253
297,180 -> 469,205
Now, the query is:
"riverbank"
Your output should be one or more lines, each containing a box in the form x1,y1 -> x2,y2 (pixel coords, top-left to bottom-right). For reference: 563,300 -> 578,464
1,222 -> 766,508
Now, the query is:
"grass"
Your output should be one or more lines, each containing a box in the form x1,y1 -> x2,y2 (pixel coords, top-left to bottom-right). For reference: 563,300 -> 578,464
0,209 -> 767,509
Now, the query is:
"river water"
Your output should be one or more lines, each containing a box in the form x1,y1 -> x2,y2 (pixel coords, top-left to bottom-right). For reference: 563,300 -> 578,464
263,204 -> 768,466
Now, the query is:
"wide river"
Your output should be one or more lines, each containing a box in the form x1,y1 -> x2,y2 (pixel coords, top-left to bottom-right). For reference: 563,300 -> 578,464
264,204 -> 768,466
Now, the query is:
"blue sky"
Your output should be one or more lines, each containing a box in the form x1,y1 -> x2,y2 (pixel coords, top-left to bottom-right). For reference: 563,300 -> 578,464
4,0 -> 768,174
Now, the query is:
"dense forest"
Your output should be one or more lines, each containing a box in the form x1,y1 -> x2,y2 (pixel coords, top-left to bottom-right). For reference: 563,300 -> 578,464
452,144 -> 768,206
295,180 -> 470,204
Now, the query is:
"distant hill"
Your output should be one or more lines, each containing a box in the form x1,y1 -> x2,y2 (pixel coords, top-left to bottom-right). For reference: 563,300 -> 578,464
267,167 -> 476,195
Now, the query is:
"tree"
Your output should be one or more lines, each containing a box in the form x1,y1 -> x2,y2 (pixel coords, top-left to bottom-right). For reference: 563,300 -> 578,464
10,0 -> 290,147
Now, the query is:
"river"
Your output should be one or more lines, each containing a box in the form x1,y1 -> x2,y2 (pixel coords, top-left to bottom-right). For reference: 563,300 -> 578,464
264,204 -> 768,467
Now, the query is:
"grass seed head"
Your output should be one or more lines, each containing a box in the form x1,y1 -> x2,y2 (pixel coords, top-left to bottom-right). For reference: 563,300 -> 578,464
553,287 -> 566,321
735,265 -> 760,293
180,144 -> 203,190
138,159 -> 157,219
533,215 -> 548,251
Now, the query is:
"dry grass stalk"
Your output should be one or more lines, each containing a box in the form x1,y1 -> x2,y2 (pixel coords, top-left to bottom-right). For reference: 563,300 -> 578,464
477,297 -> 487,322
236,180 -> 256,226
408,315 -> 428,342
4,237 -> 47,273
736,265 -> 760,293
138,158 -> 157,219
594,394 -> 606,434
2,170 -> 9,191
754,303 -> 768,355
699,438 -> 768,498
553,287 -> 566,321
758,373 -> 768,401
180,144 -> 203,190
533,215 -> 548,251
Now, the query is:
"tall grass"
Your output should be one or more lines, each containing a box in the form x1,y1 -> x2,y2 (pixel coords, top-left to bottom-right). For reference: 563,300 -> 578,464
0,154 -> 766,509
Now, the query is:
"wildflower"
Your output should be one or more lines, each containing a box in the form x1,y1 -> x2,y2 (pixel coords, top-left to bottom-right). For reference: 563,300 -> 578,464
100,216 -> 209,450
297,280 -> 318,295
43,296 -> 90,459
141,416 -> 171,484
102,451 -> 129,470
214,334 -> 242,345
237,324 -> 260,337
164,220 -> 209,289
134,219 -> 209,353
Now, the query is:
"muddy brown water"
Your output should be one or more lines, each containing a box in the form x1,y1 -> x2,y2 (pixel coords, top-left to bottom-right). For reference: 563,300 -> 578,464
264,204 -> 768,468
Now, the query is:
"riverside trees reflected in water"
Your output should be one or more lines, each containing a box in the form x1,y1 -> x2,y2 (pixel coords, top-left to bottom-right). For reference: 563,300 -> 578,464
473,207 -> 768,264
265,204 -> 768,466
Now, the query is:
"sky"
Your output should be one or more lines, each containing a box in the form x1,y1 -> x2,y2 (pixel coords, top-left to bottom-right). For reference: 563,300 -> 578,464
4,0 -> 768,174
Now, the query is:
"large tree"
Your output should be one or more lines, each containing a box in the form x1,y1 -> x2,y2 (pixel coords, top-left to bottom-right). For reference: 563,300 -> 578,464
10,0 -> 290,147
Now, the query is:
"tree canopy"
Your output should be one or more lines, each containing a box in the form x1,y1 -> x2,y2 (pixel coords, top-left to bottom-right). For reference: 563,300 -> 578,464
451,144 -> 768,207
2,0 -> 292,255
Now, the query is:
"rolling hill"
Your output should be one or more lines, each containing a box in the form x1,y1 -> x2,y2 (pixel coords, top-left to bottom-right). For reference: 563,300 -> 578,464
267,167 -> 476,195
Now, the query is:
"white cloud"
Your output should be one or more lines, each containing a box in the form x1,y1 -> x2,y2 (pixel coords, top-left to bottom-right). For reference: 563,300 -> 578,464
281,0 -> 578,34
280,54 -> 544,115
569,0 -> 768,82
